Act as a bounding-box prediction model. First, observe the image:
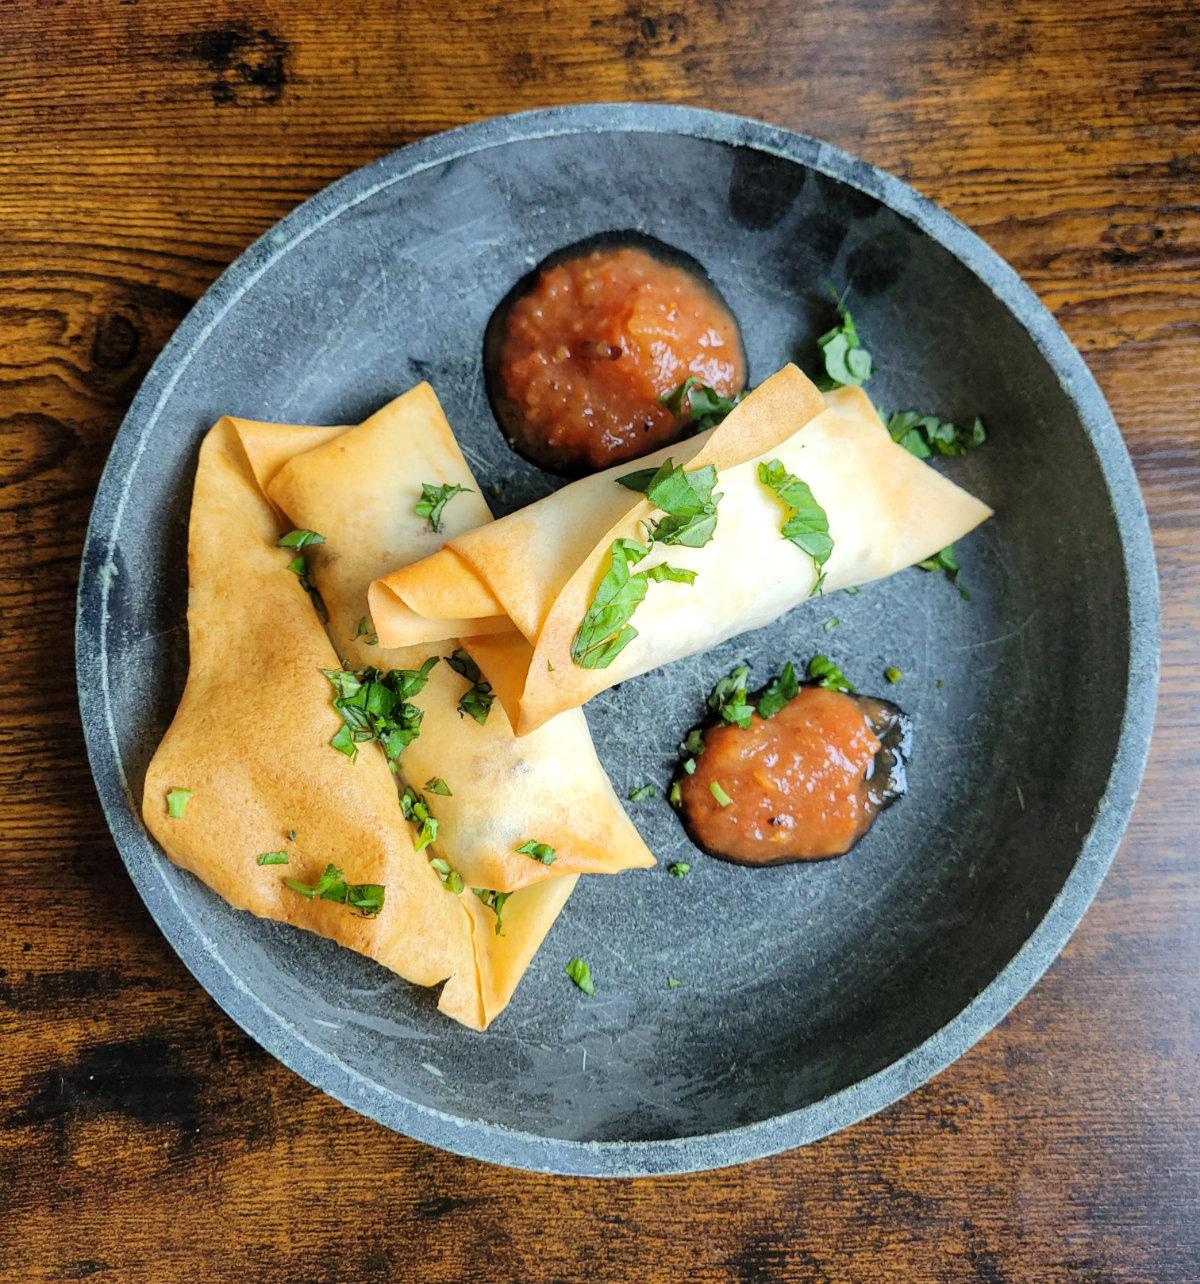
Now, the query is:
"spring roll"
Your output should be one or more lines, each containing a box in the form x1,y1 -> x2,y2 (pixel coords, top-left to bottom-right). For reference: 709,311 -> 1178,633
370,366 -> 992,735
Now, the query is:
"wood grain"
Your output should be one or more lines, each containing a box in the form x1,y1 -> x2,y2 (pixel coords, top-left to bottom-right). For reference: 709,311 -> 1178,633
2,1 -> 1198,1279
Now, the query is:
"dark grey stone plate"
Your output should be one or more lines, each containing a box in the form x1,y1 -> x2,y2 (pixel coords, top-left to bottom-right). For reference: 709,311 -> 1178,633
75,104 -> 1159,1177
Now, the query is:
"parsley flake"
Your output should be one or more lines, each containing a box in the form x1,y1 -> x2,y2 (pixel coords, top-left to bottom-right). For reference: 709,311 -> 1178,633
884,666 -> 902,684
757,459 -> 833,593
515,839 -> 556,866
166,788 -> 192,818
414,482 -> 471,533
565,957 -> 596,996
668,862 -> 690,877
667,976 -> 681,989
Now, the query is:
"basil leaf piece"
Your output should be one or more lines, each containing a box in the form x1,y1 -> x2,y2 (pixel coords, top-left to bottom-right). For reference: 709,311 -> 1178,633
287,552 -> 328,622
707,665 -> 754,729
668,862 -> 690,877
755,660 -> 800,719
323,659 -> 438,761
256,851 -> 289,866
757,459 -> 833,594
571,540 -> 699,670
668,781 -> 682,806
400,787 -> 439,853
571,538 -> 651,669
808,654 -> 856,693
816,301 -> 872,390
628,784 -> 657,802
618,458 -> 723,548
472,887 -> 511,935
446,647 -> 495,724
515,839 -> 556,866
414,482 -> 471,533
283,864 -> 384,917
277,529 -> 326,550
166,788 -> 192,818
886,411 -> 986,459
667,976 -> 682,989
424,777 -> 452,796
660,376 -> 745,432
564,957 -> 596,996
917,544 -> 970,598
884,666 -> 902,684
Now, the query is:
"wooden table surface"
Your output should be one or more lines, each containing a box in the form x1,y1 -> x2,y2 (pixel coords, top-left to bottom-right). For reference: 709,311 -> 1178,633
2,2 -> 1197,1279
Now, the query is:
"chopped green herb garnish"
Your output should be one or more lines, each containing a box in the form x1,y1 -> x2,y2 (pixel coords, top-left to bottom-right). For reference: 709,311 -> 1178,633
886,410 -> 986,459
808,655 -> 856,693
256,851 -> 289,866
515,839 -> 556,866
707,665 -> 754,729
628,784 -> 658,802
414,482 -> 471,533
682,757 -> 696,774
667,976 -> 681,989
757,459 -> 833,594
472,887 -> 511,934
618,458 -> 723,548
816,300 -> 872,390
845,585 -> 860,596
824,616 -> 839,631
709,780 -> 733,807
570,538 -> 696,670
669,781 -> 682,806
323,658 -> 439,764
287,830 -> 297,842
284,864 -> 385,917
681,728 -> 704,756
755,661 -> 800,719
564,957 -> 595,996
287,553 -> 328,622
400,787 -> 439,853
884,666 -> 902,684
424,777 -> 452,796
668,862 -> 691,877
936,678 -> 945,690
446,647 -> 495,724
661,376 -> 745,432
166,788 -> 192,818
352,617 -> 378,645
429,857 -> 464,895
277,529 -> 326,550
918,544 -> 970,598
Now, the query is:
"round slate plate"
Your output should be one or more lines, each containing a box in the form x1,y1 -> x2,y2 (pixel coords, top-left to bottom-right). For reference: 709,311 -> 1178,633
76,104 -> 1158,1177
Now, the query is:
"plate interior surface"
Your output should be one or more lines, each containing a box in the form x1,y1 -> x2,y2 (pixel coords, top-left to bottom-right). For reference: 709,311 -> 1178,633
76,105 -> 1157,1176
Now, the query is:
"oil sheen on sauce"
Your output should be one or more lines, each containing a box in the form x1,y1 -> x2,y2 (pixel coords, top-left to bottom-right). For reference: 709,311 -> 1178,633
484,233 -> 746,476
676,685 -> 912,865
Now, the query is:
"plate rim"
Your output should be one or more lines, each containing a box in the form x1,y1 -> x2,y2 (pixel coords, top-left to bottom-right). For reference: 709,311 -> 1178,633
75,102 -> 1160,1177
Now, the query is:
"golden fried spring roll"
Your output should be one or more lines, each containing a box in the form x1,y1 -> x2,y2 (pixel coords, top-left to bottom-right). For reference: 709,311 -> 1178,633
371,366 -> 992,734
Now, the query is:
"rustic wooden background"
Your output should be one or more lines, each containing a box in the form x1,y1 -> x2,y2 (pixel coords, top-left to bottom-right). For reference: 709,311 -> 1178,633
1,1 -> 1197,1279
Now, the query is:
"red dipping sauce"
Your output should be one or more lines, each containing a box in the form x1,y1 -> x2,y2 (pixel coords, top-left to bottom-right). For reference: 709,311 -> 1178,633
677,686 -> 911,865
487,241 -> 745,475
